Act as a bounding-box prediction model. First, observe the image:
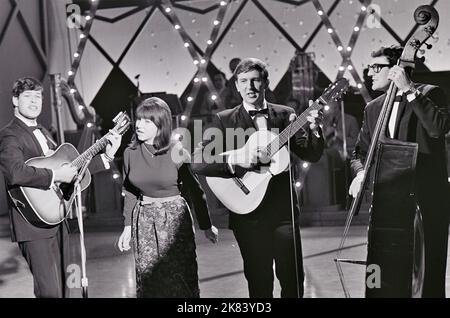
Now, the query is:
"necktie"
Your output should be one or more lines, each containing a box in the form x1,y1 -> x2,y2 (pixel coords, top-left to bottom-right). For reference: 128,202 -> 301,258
29,124 -> 44,131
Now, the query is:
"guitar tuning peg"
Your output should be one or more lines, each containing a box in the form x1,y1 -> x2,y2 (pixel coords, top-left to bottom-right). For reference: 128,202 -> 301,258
418,56 -> 426,63
425,42 -> 432,49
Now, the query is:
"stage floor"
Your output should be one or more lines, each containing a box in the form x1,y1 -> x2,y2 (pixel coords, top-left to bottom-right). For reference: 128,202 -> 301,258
0,225 -> 449,298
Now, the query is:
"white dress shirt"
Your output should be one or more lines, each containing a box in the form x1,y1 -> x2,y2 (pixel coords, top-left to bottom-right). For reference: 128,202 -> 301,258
226,101 -> 268,174
388,89 -> 420,138
16,116 -> 55,188
388,91 -> 404,138
243,100 -> 269,130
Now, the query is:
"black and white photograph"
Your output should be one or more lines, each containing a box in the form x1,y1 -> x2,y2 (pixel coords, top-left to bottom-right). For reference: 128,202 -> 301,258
0,0 -> 450,301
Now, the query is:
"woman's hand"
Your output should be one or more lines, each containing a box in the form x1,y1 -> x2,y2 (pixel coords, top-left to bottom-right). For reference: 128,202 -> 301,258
118,225 -> 131,252
204,225 -> 219,244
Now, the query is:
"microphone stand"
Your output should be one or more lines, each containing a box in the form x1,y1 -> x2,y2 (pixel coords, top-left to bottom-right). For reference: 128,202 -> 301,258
66,157 -> 93,298
287,115 -> 301,298
339,100 -> 352,210
340,100 -> 348,161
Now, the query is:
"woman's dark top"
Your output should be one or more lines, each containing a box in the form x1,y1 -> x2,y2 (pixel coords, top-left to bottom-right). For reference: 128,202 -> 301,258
122,142 -> 212,230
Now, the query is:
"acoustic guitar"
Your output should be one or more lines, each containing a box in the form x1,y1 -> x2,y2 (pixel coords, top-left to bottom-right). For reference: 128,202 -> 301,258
206,79 -> 349,214
9,112 -> 131,227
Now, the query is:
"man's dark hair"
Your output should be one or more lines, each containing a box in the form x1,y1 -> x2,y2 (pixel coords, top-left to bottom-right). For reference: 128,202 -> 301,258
371,45 -> 403,66
229,57 -> 241,73
233,58 -> 269,82
12,77 -> 43,98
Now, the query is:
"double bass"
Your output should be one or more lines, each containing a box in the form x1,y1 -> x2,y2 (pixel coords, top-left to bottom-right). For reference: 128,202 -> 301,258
335,5 -> 439,297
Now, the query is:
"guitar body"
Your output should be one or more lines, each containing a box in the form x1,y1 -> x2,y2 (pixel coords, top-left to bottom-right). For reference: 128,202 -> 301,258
206,130 -> 290,214
204,79 -> 348,214
9,143 -> 91,227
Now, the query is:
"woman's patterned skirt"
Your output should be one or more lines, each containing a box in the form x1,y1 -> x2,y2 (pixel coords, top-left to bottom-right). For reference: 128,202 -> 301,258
131,195 -> 200,298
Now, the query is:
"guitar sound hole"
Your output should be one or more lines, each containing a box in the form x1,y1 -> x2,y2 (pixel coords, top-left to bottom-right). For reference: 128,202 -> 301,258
59,183 -> 75,201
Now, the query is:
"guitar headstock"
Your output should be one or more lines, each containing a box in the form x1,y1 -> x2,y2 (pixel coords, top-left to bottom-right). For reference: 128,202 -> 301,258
112,111 -> 131,135
321,78 -> 349,103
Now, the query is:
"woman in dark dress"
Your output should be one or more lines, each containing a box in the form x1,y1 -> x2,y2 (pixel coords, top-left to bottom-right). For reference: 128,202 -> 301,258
117,97 -> 218,298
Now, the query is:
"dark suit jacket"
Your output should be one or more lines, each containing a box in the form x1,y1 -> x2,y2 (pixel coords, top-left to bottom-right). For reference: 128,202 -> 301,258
0,117 -> 106,242
192,103 -> 324,229
351,84 -> 450,207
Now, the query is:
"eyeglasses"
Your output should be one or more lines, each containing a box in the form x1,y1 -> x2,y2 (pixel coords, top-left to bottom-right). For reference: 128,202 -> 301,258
368,63 -> 391,73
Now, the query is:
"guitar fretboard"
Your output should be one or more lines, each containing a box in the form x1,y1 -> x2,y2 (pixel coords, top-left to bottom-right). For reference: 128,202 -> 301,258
265,97 -> 326,158
71,133 -> 111,169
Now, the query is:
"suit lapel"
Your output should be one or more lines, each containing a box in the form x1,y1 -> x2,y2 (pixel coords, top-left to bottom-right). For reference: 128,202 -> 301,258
397,99 -> 414,141
40,127 -> 58,150
13,118 -> 45,156
237,104 -> 256,130
396,84 -> 424,141
267,103 -> 275,130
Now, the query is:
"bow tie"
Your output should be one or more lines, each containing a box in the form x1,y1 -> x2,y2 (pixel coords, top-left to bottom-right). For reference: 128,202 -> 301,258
248,108 -> 268,117
29,124 -> 43,130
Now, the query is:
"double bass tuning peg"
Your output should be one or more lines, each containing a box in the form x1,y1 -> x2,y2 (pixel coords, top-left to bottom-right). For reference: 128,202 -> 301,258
424,42 -> 433,49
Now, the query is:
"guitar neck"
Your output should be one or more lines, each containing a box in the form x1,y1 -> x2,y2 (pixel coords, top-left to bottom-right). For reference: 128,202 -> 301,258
265,98 -> 325,157
71,133 -> 110,169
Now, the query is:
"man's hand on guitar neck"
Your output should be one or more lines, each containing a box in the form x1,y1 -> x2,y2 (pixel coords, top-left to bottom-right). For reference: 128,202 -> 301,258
53,164 -> 77,183
104,130 -> 122,160
306,100 -> 324,138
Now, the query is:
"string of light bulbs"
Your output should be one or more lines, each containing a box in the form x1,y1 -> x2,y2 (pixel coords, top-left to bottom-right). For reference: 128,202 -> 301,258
160,0 -> 229,127
66,0 -> 100,113
311,0 -> 372,102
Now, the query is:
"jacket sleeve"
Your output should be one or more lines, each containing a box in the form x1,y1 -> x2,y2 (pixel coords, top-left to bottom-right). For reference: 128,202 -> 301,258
0,133 -> 52,189
350,106 -> 371,176
287,108 -> 325,163
411,86 -> 450,138
121,149 -> 139,226
179,163 -> 212,230
177,145 -> 212,230
87,155 -> 109,175
191,113 -> 235,178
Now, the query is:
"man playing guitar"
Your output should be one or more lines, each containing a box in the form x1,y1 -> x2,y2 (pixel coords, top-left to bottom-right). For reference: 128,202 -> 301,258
0,77 -> 122,298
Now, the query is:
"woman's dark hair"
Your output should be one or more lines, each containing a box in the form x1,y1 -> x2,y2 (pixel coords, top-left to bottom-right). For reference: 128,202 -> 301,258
12,77 -> 43,98
129,97 -> 172,153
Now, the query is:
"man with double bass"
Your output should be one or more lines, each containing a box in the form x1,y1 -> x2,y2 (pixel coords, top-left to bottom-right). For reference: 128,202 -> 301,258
349,46 -> 450,297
